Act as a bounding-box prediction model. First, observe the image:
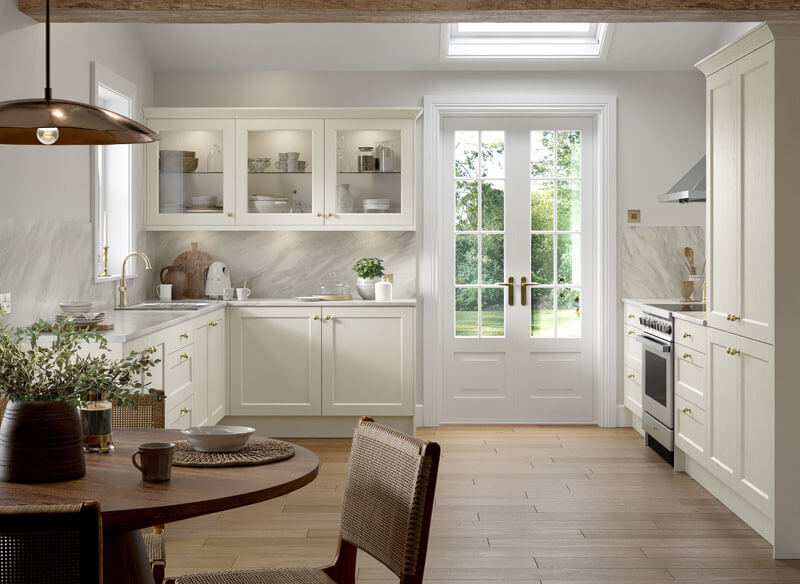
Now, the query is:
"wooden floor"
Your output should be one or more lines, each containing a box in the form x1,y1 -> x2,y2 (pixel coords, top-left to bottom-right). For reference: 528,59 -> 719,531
165,425 -> 800,582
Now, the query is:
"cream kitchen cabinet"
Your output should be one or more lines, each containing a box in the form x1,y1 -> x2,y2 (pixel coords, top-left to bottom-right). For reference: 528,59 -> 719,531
229,306 -> 414,417
702,42 -> 774,344
622,302 -> 644,429
706,327 -> 774,518
193,309 -> 227,426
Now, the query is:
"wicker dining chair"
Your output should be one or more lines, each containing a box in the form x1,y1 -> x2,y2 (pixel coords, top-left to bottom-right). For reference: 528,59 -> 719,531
0,501 -> 102,584
113,391 -> 168,584
173,417 -> 441,584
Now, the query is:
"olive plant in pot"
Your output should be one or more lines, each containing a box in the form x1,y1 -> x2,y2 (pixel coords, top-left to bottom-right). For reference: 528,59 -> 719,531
353,257 -> 385,300
0,318 -> 159,483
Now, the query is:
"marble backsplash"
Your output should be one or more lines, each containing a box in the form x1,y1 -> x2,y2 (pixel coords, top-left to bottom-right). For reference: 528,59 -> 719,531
0,219 -> 148,327
620,226 -> 706,299
148,231 -> 417,298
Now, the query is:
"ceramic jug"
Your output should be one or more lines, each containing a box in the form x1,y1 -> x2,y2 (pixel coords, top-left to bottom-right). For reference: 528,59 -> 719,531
159,265 -> 188,300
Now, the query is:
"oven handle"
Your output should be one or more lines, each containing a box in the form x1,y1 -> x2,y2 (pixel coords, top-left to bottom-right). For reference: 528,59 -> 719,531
636,334 -> 671,353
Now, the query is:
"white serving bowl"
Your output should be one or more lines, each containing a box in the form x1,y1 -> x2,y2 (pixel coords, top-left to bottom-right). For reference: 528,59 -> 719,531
253,200 -> 289,213
181,425 -> 256,453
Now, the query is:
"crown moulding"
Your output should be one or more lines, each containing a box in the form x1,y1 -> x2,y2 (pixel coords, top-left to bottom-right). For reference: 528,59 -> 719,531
16,0 -> 800,23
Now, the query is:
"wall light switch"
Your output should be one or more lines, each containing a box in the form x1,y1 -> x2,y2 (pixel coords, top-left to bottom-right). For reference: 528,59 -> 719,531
0,293 -> 10,314
627,209 -> 641,223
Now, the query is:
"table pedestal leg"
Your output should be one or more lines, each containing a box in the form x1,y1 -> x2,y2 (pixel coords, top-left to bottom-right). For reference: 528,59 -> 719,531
103,529 -> 153,584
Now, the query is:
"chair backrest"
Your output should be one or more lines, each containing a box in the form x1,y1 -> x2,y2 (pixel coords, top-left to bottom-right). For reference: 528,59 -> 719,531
336,418 -> 440,583
0,501 -> 102,584
112,391 -> 165,429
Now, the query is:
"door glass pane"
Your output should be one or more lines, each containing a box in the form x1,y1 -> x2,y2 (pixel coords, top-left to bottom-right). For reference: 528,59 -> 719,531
531,180 -> 554,231
246,129 -> 312,216
480,131 -> 505,178
455,288 -> 479,337
530,130 -> 554,178
481,234 -> 504,285
455,180 -> 478,231
482,180 -> 504,231
557,287 -> 581,338
158,129 -> 224,214
531,234 -> 554,285
454,131 -> 479,177
481,288 -> 505,337
557,180 -> 581,231
557,234 -> 581,286
455,234 -> 478,285
556,130 -> 581,178
531,288 -> 555,337
336,129 -> 401,214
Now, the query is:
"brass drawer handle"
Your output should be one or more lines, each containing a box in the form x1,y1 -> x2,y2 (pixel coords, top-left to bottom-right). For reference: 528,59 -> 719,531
180,407 -> 191,414
682,352 -> 692,359
180,353 -> 189,360
209,320 -> 218,327
682,332 -> 692,339
726,347 -> 741,356
180,332 -> 189,339
627,330 -> 635,335
627,313 -> 635,319
682,406 -> 692,414
627,373 -> 635,379
726,314 -> 741,322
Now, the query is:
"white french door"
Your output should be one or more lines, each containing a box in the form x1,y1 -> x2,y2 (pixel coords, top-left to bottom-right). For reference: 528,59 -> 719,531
441,116 -> 595,423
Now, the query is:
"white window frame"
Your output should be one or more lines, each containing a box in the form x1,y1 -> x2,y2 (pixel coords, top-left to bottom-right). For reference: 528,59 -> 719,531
440,23 -> 612,61
91,62 -> 137,282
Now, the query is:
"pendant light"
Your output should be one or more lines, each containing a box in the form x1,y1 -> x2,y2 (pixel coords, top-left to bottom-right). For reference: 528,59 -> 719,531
0,0 -> 159,145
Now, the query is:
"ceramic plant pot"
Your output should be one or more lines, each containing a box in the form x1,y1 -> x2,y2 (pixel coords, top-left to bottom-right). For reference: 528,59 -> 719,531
0,400 -> 86,483
356,277 -> 380,300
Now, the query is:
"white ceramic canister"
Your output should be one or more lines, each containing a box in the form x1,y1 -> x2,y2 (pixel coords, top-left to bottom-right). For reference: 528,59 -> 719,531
374,278 -> 393,302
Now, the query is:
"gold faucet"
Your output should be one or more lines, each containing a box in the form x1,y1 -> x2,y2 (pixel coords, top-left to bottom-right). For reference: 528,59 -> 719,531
119,252 -> 152,307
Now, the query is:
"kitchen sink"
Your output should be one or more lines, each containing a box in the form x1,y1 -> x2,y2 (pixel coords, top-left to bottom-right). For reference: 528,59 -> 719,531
116,301 -> 213,311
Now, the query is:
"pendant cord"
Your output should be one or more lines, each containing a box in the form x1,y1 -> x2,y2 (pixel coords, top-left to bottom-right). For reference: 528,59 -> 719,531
44,0 -> 51,101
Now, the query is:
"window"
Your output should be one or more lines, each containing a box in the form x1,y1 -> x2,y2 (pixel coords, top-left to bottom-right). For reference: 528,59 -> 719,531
442,22 -> 610,60
92,63 -> 136,280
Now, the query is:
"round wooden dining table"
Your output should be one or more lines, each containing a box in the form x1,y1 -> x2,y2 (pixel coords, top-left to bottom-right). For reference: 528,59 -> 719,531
0,429 -> 320,584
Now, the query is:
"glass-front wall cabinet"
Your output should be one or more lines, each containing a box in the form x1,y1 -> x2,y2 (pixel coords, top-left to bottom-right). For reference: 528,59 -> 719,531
235,119 -> 325,226
146,118 -> 236,227
324,118 -> 414,227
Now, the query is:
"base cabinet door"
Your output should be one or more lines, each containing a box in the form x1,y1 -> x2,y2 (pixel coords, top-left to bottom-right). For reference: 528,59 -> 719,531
230,307 -> 322,415
193,321 -> 210,426
207,313 -> 226,424
707,327 -> 774,517
321,307 -> 414,416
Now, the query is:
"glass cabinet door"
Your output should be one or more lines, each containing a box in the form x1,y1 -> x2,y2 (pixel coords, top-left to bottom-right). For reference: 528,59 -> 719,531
235,119 -> 325,226
324,119 -> 414,228
146,118 -> 236,227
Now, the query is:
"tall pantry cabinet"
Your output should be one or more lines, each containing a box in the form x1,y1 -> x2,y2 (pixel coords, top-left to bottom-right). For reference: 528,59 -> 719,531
696,23 -> 800,558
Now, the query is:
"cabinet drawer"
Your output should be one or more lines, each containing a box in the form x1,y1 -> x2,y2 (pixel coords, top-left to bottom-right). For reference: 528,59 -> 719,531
623,327 -> 642,372
165,346 -> 193,399
623,303 -> 644,328
164,326 -> 194,355
674,319 -> 706,354
675,345 -> 707,409
675,395 -> 706,463
166,392 -> 194,429
623,365 -> 642,417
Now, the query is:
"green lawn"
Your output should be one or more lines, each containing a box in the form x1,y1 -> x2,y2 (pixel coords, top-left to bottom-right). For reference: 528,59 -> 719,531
455,309 -> 580,337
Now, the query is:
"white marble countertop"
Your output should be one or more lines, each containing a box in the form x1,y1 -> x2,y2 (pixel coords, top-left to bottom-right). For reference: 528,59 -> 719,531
621,297 -> 705,306
88,298 -> 416,343
672,311 -> 708,326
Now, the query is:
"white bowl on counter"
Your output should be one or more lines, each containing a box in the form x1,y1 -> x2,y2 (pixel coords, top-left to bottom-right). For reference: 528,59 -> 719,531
181,425 -> 256,452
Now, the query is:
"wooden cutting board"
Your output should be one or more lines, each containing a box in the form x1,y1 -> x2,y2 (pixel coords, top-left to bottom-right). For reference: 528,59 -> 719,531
170,242 -> 213,299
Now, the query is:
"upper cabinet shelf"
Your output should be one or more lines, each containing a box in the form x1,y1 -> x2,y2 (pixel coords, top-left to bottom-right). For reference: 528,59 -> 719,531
144,107 -> 421,231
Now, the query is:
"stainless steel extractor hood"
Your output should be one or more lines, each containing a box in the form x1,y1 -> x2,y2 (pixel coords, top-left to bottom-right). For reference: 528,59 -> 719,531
658,157 -> 706,203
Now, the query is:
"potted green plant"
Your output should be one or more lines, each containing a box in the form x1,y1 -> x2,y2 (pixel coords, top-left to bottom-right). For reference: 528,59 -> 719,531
0,318 -> 159,483
352,257 -> 385,300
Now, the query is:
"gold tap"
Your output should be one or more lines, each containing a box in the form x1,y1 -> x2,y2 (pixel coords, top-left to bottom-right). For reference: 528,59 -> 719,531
119,252 -> 152,307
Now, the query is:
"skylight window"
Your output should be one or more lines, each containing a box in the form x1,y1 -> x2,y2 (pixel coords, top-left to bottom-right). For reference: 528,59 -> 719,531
443,23 -> 610,60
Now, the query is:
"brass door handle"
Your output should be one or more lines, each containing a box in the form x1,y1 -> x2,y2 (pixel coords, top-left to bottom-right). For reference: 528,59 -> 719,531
627,373 -> 635,379
209,320 -> 218,327
519,276 -> 539,306
627,330 -> 636,335
682,406 -> 692,414
496,276 -> 514,306
683,332 -> 692,339
180,353 -> 189,360
627,313 -> 635,319
683,352 -> 692,359
180,407 -> 191,414
180,332 -> 189,339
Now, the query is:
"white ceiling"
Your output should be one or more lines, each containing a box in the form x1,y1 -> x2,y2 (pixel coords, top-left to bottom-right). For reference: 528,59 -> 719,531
136,22 -> 758,72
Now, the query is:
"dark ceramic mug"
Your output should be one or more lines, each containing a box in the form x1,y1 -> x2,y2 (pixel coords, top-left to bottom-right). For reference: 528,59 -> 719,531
131,442 -> 175,482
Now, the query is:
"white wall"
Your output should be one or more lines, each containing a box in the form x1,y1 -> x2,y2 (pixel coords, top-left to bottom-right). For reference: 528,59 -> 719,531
0,0 -> 154,325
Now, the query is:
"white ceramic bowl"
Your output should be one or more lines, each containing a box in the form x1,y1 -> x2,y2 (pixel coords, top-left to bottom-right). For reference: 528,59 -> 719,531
254,200 -> 289,213
181,426 -> 256,453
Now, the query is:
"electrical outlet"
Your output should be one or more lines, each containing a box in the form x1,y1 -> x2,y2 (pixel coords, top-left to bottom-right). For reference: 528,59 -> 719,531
0,293 -> 10,314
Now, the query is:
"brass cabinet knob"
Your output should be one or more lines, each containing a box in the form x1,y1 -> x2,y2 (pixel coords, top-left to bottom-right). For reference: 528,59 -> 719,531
327,212 -> 333,217
627,373 -> 635,379
180,353 -> 189,360
627,313 -> 635,319
180,407 -> 190,414
726,347 -> 741,355
726,314 -> 741,322
682,332 -> 692,339
682,406 -> 692,414
316,211 -> 322,217
180,332 -> 189,339
627,330 -> 635,335
145,346 -> 157,354
682,352 -> 692,359
325,315 -> 332,321
209,320 -> 218,327
312,315 -> 320,321
226,211 -> 233,217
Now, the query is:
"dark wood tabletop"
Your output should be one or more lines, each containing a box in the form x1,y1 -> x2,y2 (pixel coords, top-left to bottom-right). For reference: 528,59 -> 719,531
0,429 -> 320,534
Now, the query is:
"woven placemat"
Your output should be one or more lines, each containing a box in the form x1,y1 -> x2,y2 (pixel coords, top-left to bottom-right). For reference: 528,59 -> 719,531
172,438 -> 295,468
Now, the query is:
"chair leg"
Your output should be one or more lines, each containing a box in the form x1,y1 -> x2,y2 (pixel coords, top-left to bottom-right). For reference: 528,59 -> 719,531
152,560 -> 166,584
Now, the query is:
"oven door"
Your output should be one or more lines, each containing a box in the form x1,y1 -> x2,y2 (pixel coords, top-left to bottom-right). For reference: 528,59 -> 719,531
636,334 -> 674,430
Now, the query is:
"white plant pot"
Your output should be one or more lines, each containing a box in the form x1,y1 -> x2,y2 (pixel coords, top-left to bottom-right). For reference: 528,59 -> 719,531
356,277 -> 380,300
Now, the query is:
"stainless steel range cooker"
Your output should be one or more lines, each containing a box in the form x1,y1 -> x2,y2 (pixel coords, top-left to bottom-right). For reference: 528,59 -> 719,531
636,302 -> 705,463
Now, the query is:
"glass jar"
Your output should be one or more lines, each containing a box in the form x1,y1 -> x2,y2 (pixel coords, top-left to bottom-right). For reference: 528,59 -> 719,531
358,147 -> 376,172
80,399 -> 114,453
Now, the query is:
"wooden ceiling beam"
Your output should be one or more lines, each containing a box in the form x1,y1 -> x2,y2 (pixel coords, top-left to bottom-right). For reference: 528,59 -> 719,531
15,0 -> 800,23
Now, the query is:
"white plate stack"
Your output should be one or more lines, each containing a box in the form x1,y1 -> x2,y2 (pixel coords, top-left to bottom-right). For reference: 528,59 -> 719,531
251,194 -> 289,213
362,198 -> 391,213
57,302 -> 105,326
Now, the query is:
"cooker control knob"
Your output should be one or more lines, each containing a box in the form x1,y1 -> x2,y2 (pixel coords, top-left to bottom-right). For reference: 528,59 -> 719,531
665,323 -> 672,334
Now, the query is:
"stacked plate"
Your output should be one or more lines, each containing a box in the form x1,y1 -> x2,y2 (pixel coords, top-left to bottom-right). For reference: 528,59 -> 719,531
159,150 -> 198,173
251,195 -> 289,214
60,301 -> 93,314
363,198 -> 391,213
57,302 -> 105,326
188,194 -> 222,213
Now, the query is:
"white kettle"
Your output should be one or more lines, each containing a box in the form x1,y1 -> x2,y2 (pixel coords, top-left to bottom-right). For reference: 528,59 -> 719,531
205,261 -> 231,298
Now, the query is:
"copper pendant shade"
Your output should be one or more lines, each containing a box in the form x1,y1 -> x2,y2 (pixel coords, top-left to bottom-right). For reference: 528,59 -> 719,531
0,0 -> 159,146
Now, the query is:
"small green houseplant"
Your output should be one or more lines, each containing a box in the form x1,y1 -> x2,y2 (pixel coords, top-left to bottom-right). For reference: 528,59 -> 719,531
352,257 -> 385,300
0,318 -> 160,483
